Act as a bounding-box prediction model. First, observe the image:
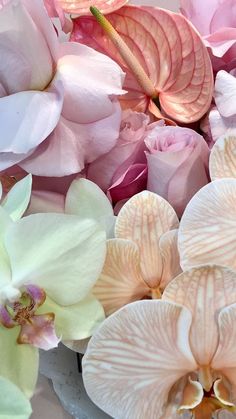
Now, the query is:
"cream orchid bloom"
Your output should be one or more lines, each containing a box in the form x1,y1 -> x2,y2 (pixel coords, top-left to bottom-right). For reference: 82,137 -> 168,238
83,265 -> 236,419
0,209 -> 106,398
0,174 -> 32,220
93,190 -> 181,316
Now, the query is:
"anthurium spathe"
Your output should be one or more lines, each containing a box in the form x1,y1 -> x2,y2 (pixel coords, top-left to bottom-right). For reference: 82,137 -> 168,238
0,377 -> 32,419
0,209 -> 106,396
0,174 -> 32,221
178,178 -> 236,271
56,0 -> 128,15
93,190 -> 181,316
71,5 -> 213,123
83,265 -> 236,419
0,0 -> 125,176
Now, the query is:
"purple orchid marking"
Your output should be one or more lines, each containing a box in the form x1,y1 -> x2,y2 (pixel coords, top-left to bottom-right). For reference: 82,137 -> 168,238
0,285 -> 59,350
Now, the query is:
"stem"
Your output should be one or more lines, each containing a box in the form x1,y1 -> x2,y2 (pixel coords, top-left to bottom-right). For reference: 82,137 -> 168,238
90,6 -> 157,99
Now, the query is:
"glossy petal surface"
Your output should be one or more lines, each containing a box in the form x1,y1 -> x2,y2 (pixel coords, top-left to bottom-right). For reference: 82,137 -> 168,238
178,179 -> 236,270
83,300 -> 196,419
1,175 -> 32,221
0,377 -> 32,419
58,0 -> 128,15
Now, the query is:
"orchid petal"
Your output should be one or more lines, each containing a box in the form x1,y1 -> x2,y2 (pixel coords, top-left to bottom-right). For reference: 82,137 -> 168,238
159,229 -> 182,291
179,377 -> 203,411
1,175 -> 32,221
93,239 -> 149,316
65,179 -> 114,231
63,337 -> 90,354
209,108 -> 236,142
115,191 -> 179,288
0,326 -> 38,398
163,265 -> 236,366
83,300 -> 197,419
0,83 -> 63,156
0,207 -> 12,295
58,0 -> 128,15
178,179 -> 236,270
72,6 -> 213,122
4,214 -> 106,305
213,377 -> 234,407
37,294 -> 105,341
0,377 -> 32,419
210,135 -> 236,180
214,71 -> 236,118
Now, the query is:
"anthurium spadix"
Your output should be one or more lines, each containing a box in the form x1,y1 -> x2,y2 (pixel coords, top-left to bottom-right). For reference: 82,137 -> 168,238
71,5 -> 214,123
83,265 -> 236,419
0,174 -> 32,221
178,178 -> 236,271
0,210 -> 106,396
93,191 -> 181,316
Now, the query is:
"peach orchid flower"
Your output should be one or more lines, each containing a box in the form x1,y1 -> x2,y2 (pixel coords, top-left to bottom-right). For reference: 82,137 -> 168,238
83,265 -> 236,419
210,134 -> 236,180
93,190 -> 181,316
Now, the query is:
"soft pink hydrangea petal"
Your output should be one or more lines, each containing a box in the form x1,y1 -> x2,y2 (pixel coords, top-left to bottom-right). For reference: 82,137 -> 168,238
204,28 -> 236,58
58,0 -> 128,15
210,0 -> 236,33
214,70 -> 236,117
0,82 -> 63,161
180,0 -> 220,36
20,101 -> 121,177
72,6 -> 213,123
55,42 -> 125,124
83,300 -> 197,419
18,313 -> 60,350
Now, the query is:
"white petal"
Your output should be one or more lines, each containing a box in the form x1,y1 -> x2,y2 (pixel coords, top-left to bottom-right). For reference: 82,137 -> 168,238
214,71 -> 236,118
2,174 -> 32,221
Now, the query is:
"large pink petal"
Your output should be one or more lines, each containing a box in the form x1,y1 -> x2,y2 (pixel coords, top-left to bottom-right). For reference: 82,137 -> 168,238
180,0 -> 220,36
178,179 -> 236,271
55,42 -> 125,124
0,0 -> 55,92
72,6 -> 213,123
210,0 -> 236,33
83,300 -> 197,419
20,101 -> 121,176
0,83 -> 63,169
204,28 -> 236,58
93,239 -> 149,316
58,0 -> 128,15
163,265 -> 236,366
115,191 -> 179,288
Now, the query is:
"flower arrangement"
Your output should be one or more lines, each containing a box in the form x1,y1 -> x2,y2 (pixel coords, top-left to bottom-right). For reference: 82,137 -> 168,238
1,0 -> 236,418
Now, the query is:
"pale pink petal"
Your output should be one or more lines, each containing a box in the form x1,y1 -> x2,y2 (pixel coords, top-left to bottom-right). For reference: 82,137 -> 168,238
20,101 -> 121,176
58,0 -> 128,15
93,239 -> 149,316
178,179 -> 236,270
109,164 -> 148,204
83,300 -> 197,419
159,229 -> 182,291
115,191 -> 179,288
0,0 -> 55,92
55,42 -> 125,124
209,108 -> 236,142
18,313 -> 60,350
204,29 -> 236,58
210,135 -> 236,180
26,191 -> 65,215
180,0 -> 219,36
214,70 -> 236,118
72,6 -> 213,122
163,265 -> 236,366
210,0 -> 236,33
0,82 -> 63,161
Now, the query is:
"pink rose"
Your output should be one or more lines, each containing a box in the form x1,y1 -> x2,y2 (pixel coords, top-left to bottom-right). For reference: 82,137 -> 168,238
145,126 -> 210,217
180,0 -> 236,71
0,0 -> 124,177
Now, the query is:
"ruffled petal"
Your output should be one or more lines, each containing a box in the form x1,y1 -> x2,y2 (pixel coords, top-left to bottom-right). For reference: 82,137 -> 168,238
93,239 -> 149,316
163,265 -> 236,366
83,300 -> 197,419
115,191 -> 179,288
178,179 -> 236,270
4,214 -> 106,306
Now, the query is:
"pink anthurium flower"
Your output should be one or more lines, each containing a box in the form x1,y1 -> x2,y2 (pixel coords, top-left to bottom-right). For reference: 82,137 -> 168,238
178,178 -> 236,271
71,5 -> 213,123
83,265 -> 236,419
93,190 -> 181,316
0,208 -> 106,398
0,0 -> 125,176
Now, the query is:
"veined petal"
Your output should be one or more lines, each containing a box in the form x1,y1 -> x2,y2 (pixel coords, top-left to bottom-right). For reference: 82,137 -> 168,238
159,229 -> 182,291
65,179 -> 113,225
1,174 -> 32,221
163,265 -> 236,366
93,239 -> 149,316
37,294 -> 105,341
83,300 -> 197,419
210,135 -> 236,180
178,179 -> 236,271
115,191 -> 179,288
4,214 -> 106,305
0,325 -> 39,398
0,377 -> 32,419
58,0 -> 128,15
